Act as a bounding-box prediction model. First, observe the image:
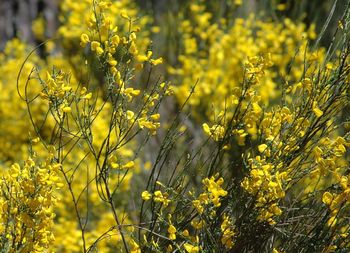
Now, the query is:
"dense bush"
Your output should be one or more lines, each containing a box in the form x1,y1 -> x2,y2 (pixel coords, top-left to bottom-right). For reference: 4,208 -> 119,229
0,0 -> 350,252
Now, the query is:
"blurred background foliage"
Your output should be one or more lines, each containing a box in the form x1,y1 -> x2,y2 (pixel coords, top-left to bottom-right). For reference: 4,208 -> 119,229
0,0 -> 348,51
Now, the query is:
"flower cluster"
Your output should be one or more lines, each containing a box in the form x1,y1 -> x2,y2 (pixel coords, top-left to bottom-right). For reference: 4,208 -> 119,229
0,156 -> 59,252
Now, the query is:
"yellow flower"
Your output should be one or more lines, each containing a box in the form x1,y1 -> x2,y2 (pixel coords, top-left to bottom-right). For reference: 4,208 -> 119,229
136,55 -> 149,62
184,243 -> 199,253
83,92 -> 92,100
167,225 -> 177,240
122,161 -> 135,169
91,41 -> 100,51
130,239 -> 141,253
182,229 -> 189,237
322,192 -> 333,206
111,35 -> 120,46
326,216 -> 337,227
80,33 -> 90,47
120,10 -> 130,19
312,102 -> 323,118
252,103 -> 262,114
108,59 -> 118,66
192,200 -> 204,214
150,114 -> 160,121
202,123 -> 210,135
32,137 -> 40,143
142,191 -> 152,201
153,190 -> 170,206
202,123 -> 225,141
129,42 -> 138,55
96,46 -> 104,55
258,144 -> 268,153
150,57 -> 163,66
124,88 -> 141,97
126,110 -> 135,120
62,106 -> 72,113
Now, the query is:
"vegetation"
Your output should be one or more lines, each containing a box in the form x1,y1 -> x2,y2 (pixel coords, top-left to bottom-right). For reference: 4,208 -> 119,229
0,0 -> 350,252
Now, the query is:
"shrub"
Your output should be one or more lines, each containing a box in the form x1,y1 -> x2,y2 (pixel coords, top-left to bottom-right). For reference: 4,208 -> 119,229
0,0 -> 350,252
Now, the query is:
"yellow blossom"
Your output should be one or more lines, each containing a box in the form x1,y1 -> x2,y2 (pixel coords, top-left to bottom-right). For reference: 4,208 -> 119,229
312,102 -> 323,118
184,243 -> 199,253
142,191 -> 152,201
150,57 -> 163,66
322,192 -> 333,206
167,225 -> 177,240
122,161 -> 135,169
80,33 -> 90,47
